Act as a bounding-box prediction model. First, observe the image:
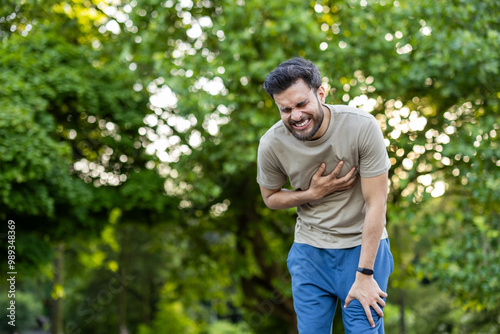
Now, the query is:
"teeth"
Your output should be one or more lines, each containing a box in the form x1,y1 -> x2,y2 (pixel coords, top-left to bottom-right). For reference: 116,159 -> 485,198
296,119 -> 309,127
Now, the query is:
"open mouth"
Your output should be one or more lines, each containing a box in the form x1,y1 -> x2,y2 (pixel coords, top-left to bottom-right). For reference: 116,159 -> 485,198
292,118 -> 312,130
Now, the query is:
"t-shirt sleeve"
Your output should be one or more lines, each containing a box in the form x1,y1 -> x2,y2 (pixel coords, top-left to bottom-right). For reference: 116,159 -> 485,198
256,138 -> 288,189
358,116 -> 391,178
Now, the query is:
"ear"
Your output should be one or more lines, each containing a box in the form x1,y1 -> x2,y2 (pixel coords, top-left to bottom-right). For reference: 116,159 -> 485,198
316,85 -> 327,104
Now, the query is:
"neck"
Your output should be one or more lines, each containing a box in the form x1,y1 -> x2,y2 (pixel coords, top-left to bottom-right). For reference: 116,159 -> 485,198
311,104 -> 330,140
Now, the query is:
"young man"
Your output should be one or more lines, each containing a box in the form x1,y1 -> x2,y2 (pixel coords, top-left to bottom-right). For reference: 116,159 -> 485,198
257,57 -> 394,333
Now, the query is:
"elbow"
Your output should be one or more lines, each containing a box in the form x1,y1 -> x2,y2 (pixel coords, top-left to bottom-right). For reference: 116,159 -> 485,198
260,187 -> 282,210
263,198 -> 279,210
262,194 -> 284,210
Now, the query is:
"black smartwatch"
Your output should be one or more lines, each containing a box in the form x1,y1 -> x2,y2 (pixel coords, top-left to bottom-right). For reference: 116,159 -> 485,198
357,267 -> 374,275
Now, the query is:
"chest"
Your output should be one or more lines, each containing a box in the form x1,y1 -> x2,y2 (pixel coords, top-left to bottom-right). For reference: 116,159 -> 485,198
276,140 -> 360,190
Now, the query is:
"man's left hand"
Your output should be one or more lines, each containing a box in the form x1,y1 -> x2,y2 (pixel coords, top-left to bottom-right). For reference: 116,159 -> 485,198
344,273 -> 387,328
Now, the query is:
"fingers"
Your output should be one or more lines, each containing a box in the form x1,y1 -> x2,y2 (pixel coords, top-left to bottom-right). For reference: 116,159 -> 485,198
343,169 -> 358,187
342,166 -> 357,181
312,162 -> 358,195
344,295 -> 353,308
314,163 -> 326,177
364,306 -> 375,328
328,162 -> 357,181
374,290 -> 387,319
364,302 -> 386,328
320,161 -> 358,181
373,301 -> 384,317
329,161 -> 344,177
345,293 -> 387,328
335,168 -> 357,190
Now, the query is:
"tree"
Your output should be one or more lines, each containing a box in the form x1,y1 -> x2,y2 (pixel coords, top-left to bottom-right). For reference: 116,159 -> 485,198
0,2 -> 174,332
123,0 -> 499,331
1,0 -> 499,333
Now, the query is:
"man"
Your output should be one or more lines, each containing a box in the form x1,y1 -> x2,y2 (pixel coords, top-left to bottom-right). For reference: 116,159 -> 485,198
257,57 -> 394,333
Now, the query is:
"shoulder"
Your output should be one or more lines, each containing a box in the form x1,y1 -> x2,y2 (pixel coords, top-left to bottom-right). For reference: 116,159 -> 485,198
328,104 -> 375,122
259,120 -> 287,148
327,105 -> 378,135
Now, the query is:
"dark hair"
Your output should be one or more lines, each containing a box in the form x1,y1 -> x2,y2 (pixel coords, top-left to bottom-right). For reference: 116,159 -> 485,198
263,57 -> 322,98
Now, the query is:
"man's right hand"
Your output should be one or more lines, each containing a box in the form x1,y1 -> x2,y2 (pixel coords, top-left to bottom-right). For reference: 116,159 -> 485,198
259,161 -> 357,210
308,161 -> 358,200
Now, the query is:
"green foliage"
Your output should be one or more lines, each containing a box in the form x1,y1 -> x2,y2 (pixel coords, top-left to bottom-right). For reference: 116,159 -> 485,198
0,283 -> 46,333
0,29 -> 145,233
137,300 -> 199,334
206,320 -> 253,334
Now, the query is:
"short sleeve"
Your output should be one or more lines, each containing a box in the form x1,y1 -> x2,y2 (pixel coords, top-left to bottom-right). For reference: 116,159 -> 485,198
358,116 -> 391,178
256,138 -> 288,189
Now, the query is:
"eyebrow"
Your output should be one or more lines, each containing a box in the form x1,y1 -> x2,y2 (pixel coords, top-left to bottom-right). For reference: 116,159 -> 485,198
279,99 -> 308,112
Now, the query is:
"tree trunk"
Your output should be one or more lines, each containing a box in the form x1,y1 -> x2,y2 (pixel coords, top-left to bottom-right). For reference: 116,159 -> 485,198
51,243 -> 64,334
118,228 -> 130,334
287,315 -> 298,334
118,271 -> 129,334
399,290 -> 406,334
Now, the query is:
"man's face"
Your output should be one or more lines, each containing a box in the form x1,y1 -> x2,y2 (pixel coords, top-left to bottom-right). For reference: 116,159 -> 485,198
273,79 -> 327,141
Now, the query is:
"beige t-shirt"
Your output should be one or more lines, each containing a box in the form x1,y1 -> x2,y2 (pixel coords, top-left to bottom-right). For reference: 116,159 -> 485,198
257,104 -> 391,249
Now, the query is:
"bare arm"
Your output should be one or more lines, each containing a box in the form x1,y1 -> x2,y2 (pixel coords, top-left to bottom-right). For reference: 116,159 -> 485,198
344,172 -> 389,327
259,161 -> 358,210
358,172 -> 388,269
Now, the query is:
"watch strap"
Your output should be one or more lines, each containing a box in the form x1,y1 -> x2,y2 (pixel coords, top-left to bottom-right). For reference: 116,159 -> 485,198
357,267 -> 374,275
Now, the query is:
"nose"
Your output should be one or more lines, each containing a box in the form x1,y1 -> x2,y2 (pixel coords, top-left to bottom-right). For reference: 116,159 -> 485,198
291,109 -> 303,121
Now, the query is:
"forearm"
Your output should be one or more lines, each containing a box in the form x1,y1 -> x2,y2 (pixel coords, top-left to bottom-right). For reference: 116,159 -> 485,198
345,173 -> 389,326
358,202 -> 387,269
260,162 -> 358,210
263,188 -> 317,210
346,203 -> 389,327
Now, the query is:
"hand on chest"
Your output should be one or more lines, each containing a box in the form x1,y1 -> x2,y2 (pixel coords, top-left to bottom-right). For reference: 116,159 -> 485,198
278,143 -> 359,191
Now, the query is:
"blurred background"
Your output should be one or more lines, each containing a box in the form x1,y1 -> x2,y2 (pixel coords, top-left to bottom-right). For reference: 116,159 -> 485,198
0,0 -> 499,333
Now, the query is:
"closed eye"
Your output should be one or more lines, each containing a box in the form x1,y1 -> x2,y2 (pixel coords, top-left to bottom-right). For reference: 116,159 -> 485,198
279,99 -> 309,113
296,100 -> 308,108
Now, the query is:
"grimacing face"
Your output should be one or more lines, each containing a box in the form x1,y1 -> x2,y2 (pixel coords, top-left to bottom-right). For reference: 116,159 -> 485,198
274,79 -> 328,141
